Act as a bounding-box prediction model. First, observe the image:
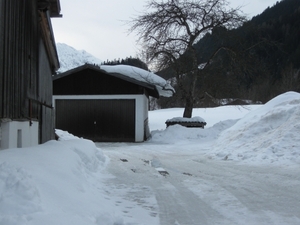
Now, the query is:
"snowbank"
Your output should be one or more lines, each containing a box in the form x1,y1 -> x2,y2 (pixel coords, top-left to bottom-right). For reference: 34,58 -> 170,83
149,105 -> 262,131
149,92 -> 300,165
55,129 -> 80,140
149,105 -> 262,145
208,91 -> 300,164
0,138 -> 133,225
150,120 -> 237,144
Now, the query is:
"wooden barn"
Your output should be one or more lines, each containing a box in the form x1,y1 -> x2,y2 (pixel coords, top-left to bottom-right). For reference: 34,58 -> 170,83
0,0 -> 62,149
53,64 -> 162,142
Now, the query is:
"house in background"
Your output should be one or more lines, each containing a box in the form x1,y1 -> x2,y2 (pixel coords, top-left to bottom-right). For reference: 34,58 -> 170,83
0,0 -> 62,149
53,64 -> 166,142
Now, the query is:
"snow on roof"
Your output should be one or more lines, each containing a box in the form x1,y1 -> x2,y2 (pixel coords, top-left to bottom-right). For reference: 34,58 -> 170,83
101,65 -> 175,97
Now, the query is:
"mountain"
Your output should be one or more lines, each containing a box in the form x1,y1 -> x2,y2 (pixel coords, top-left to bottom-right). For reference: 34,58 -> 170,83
56,43 -> 102,73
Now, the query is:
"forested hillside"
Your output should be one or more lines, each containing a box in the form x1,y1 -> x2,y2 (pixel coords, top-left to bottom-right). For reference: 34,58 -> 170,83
102,57 -> 149,71
158,0 -> 300,107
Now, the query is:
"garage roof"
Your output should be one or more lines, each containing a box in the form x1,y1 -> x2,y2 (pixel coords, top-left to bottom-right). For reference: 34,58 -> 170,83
53,64 -> 161,98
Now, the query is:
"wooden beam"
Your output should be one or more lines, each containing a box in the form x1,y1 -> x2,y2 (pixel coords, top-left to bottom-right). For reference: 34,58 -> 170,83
39,10 -> 60,71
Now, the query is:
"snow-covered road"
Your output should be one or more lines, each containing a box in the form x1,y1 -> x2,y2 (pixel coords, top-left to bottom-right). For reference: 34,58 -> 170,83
98,142 -> 300,225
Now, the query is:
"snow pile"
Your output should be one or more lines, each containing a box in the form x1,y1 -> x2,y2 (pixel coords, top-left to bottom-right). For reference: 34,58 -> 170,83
149,91 -> 300,165
209,91 -> 300,164
149,105 -> 261,131
149,105 -> 258,146
101,65 -> 175,97
0,162 -> 41,217
55,129 -> 79,140
56,43 -> 102,73
150,120 -> 237,144
0,138 -> 135,225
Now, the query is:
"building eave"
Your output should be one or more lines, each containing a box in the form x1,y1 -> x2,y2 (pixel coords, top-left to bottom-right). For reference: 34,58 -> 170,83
49,0 -> 62,18
38,0 -> 62,18
38,10 -> 60,72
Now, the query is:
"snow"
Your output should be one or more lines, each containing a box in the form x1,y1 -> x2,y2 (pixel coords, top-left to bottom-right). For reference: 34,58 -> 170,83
56,43 -> 102,73
1,91 -> 300,224
0,139 -> 115,225
209,91 -> 300,164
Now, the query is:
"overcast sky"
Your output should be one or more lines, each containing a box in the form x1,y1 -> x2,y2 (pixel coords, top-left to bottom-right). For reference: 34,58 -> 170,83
52,0 -> 280,62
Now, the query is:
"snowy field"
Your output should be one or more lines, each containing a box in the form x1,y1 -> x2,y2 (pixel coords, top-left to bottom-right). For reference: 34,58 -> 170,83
0,91 -> 300,225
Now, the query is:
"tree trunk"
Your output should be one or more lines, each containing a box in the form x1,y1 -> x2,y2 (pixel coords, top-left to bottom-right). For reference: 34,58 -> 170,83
183,96 -> 193,118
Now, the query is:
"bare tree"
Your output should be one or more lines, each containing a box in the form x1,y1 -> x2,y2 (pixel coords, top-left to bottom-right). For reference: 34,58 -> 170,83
130,0 -> 246,118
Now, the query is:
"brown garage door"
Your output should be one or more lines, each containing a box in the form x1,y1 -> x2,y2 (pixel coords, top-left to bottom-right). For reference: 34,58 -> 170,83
55,99 -> 135,142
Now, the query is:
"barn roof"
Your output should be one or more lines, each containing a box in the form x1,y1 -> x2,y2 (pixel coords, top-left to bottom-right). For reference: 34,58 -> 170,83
49,0 -> 62,17
53,64 -> 161,98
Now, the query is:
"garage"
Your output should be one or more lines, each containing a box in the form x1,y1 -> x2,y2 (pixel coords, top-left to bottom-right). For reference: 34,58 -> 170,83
55,99 -> 135,142
52,64 -> 168,142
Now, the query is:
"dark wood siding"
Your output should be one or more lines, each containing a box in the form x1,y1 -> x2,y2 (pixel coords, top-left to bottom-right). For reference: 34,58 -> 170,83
38,39 -> 55,142
0,0 -> 4,113
40,105 -> 54,143
55,99 -> 135,142
0,0 -> 39,119
0,0 -> 55,143
53,69 -> 145,95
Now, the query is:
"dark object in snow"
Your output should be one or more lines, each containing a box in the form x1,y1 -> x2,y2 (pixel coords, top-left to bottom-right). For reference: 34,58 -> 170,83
120,159 -> 128,162
142,159 -> 150,165
183,172 -> 193,176
166,117 -> 206,128
158,170 -> 169,177
165,121 -> 206,128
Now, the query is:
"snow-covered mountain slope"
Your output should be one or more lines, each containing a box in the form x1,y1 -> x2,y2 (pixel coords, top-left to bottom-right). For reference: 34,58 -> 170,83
56,43 -> 102,73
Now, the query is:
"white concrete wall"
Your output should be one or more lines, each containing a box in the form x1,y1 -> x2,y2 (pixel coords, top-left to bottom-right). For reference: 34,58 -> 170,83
0,124 -> 2,149
134,95 -> 150,141
135,95 -> 146,142
53,95 -> 149,142
0,121 -> 39,150
143,95 -> 151,140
